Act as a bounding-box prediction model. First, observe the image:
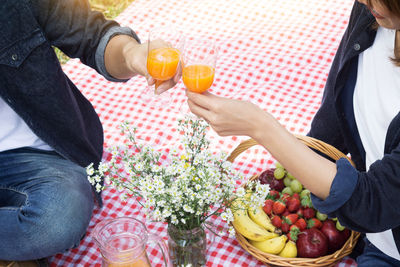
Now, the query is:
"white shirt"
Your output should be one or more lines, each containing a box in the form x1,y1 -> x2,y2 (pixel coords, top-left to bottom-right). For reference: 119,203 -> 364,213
353,27 -> 400,260
0,98 -> 52,152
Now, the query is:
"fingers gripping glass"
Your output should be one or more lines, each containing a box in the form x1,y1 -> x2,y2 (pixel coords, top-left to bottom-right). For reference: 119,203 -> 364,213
139,27 -> 184,107
180,37 -> 218,114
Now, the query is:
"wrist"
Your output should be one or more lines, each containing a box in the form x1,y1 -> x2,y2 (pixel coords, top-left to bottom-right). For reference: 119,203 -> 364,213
251,111 -> 281,145
105,34 -> 142,79
121,37 -> 142,75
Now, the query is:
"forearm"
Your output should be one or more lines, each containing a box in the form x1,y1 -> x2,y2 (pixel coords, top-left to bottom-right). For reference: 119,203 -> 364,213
251,113 -> 337,199
104,34 -> 144,79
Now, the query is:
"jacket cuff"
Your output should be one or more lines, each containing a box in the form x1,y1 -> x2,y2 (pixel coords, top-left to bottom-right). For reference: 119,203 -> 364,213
311,158 -> 358,214
95,26 -> 141,82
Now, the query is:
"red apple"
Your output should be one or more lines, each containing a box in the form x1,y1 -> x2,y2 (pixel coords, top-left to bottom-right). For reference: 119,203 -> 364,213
320,219 -> 347,254
259,168 -> 285,191
297,228 -> 328,258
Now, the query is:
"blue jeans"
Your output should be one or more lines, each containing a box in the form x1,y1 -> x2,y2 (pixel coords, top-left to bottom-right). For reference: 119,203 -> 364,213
357,237 -> 400,267
0,147 -> 94,261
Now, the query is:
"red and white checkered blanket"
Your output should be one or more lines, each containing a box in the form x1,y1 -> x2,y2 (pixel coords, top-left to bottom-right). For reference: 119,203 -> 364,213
50,0 -> 357,266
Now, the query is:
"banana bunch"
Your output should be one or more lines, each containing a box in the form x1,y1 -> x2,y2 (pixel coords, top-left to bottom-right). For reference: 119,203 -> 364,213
247,205 -> 278,233
231,198 -> 278,242
232,197 -> 297,256
250,235 -> 287,254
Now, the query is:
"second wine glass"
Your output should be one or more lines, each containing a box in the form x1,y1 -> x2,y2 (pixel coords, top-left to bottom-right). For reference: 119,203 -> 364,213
180,37 -> 218,113
141,26 -> 184,107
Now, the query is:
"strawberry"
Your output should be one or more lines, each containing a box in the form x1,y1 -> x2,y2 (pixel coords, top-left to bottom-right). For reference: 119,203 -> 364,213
263,199 -> 274,215
272,200 -> 286,215
301,195 -> 314,208
283,214 -> 299,225
294,218 -> 307,231
281,193 -> 291,204
268,190 -> 280,200
303,207 -> 316,219
271,215 -> 282,228
292,192 -> 300,200
307,218 -> 322,229
287,197 -> 301,212
287,226 -> 300,242
282,209 -> 290,217
281,221 -> 290,233
296,207 -> 304,218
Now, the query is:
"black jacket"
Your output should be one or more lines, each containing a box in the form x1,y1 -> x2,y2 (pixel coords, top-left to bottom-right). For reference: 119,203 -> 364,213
309,1 -> 400,253
0,0 -> 137,167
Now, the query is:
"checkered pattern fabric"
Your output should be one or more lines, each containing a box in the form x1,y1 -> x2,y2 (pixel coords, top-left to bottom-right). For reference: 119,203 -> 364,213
49,0 -> 357,266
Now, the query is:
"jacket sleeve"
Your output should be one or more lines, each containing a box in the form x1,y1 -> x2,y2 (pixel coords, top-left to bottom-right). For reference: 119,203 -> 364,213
29,0 -> 136,72
312,143 -> 400,233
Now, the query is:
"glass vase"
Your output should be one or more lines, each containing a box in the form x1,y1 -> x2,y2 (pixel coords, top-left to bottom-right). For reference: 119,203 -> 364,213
167,224 -> 208,267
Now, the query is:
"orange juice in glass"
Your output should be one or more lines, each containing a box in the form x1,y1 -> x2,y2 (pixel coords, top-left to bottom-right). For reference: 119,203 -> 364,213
141,26 -> 184,106
182,64 -> 215,93
182,38 -> 218,94
147,47 -> 180,82
92,217 -> 171,267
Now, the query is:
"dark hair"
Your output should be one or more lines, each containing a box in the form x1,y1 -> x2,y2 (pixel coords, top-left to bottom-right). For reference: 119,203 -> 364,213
367,0 -> 400,66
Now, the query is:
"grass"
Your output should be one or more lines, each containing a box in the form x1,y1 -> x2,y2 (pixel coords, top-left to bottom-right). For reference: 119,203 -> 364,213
54,0 -> 135,64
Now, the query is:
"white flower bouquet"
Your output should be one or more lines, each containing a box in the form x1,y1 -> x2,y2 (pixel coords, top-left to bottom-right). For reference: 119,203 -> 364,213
86,116 -> 269,235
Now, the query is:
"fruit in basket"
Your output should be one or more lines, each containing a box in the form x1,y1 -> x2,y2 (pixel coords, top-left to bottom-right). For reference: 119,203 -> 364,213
320,219 -> 347,254
252,164 -> 355,259
281,187 -> 293,195
316,211 -> 328,221
232,199 -> 279,241
271,215 -> 282,228
297,228 -> 328,258
294,218 -> 307,231
290,179 -> 303,193
287,196 -> 301,212
274,167 -> 286,180
300,189 -> 310,199
262,199 -> 274,215
250,235 -> 287,254
336,220 -> 346,231
247,205 -> 280,233
283,177 -> 292,187
259,169 -> 285,191
272,199 -> 286,215
278,240 -> 297,258
307,218 -> 323,229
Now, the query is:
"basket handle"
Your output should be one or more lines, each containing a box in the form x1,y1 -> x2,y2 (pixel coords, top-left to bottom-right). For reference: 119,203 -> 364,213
227,134 -> 355,166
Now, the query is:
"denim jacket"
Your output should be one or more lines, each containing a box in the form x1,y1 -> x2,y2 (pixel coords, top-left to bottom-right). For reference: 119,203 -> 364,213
308,1 -> 400,253
0,0 -> 139,167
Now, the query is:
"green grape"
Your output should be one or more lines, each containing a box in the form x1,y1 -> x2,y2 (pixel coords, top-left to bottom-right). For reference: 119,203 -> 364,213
283,177 -> 292,187
300,189 -> 310,199
286,172 -> 295,180
336,220 -> 345,231
290,179 -> 303,193
316,211 -> 328,221
273,167 -> 286,180
275,161 -> 283,169
282,186 -> 293,196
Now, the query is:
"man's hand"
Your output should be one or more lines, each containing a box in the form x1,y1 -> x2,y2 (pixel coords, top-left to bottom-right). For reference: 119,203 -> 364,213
105,35 -> 181,94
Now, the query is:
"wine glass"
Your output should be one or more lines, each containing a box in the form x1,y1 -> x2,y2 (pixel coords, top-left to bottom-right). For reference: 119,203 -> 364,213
180,37 -> 218,113
140,26 -> 184,107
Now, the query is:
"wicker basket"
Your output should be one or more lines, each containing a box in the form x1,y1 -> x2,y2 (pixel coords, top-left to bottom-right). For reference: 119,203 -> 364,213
227,135 -> 360,267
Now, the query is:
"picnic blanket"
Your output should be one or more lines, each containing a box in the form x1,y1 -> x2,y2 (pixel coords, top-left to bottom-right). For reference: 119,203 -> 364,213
50,0 -> 357,266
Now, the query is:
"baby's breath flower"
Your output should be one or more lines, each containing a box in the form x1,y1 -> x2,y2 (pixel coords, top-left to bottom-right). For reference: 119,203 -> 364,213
86,115 -> 269,235
95,183 -> 102,193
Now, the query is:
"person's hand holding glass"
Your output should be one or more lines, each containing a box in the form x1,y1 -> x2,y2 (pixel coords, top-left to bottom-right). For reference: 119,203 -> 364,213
140,27 -> 184,107
180,37 -> 218,113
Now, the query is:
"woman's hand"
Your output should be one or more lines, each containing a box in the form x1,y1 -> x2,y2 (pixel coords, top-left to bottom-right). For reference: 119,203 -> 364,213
186,90 -> 337,199
186,90 -> 270,139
